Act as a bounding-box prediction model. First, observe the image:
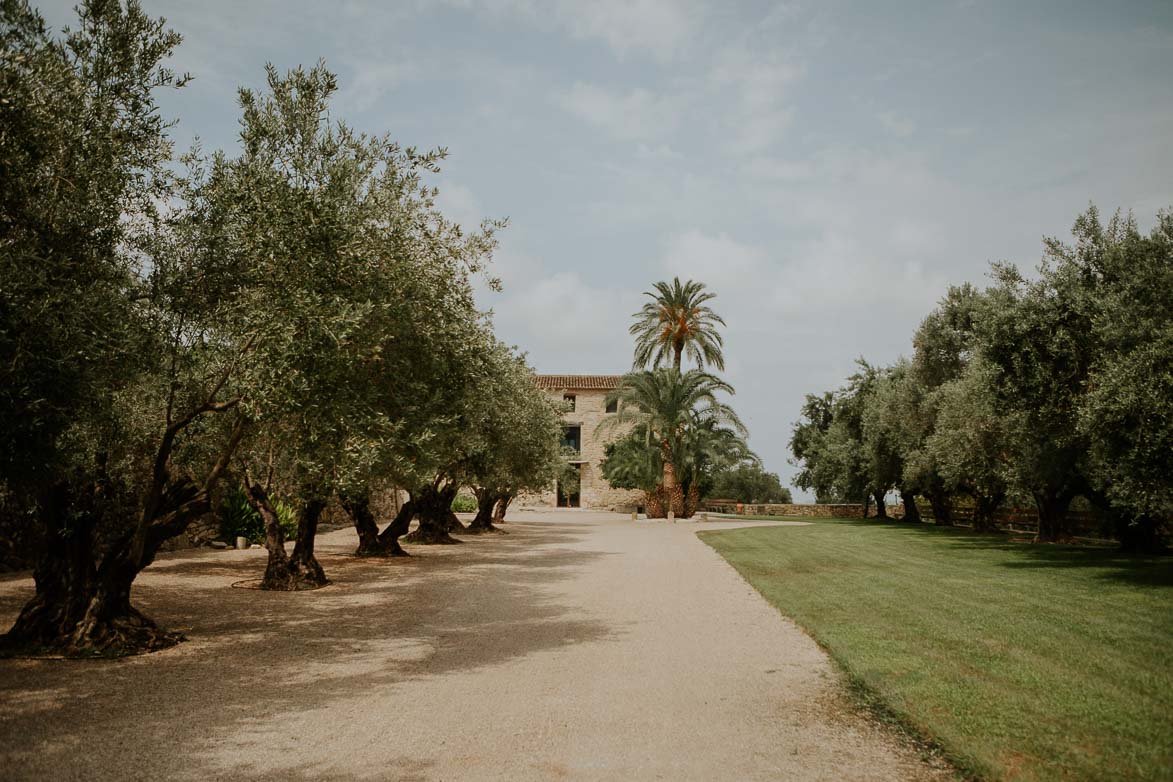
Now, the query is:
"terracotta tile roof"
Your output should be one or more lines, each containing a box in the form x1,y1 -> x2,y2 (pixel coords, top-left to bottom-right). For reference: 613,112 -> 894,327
534,374 -> 623,390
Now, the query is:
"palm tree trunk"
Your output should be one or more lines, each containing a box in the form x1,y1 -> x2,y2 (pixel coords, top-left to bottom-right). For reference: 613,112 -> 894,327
661,440 -> 683,516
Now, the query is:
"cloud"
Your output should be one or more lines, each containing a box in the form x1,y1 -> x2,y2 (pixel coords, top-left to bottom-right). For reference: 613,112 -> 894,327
485,270 -> 640,370
434,182 -> 486,231
437,0 -> 703,61
877,110 -> 916,137
660,230 -> 768,296
554,0 -> 701,61
337,60 -> 416,114
553,82 -> 683,141
709,48 -> 803,155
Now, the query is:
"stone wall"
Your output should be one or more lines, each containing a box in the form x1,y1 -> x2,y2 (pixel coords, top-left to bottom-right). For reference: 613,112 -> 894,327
520,387 -> 645,512
704,501 -> 868,518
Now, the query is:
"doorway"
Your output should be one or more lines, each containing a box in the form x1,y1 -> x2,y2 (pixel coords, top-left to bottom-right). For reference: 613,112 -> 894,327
557,463 -> 581,508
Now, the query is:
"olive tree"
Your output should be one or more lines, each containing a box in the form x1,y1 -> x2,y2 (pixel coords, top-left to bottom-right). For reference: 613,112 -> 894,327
465,349 -> 563,533
199,62 -> 503,575
924,359 -> 1012,531
0,1 -> 251,655
1059,207 -> 1171,549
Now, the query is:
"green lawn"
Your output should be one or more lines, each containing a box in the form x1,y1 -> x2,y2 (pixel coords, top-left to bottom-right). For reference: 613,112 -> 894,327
700,518 -> 1173,782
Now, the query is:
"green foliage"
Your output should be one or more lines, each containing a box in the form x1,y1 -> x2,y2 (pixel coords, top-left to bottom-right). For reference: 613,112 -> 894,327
218,486 -> 296,544
789,360 -> 883,505
790,204 -> 1171,547
0,0 -> 185,500
601,429 -> 661,492
599,368 -> 750,514
450,493 -> 477,513
709,461 -> 791,504
630,277 -> 726,370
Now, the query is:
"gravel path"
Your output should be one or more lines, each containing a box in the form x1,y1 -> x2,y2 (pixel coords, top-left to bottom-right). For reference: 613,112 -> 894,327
0,510 -> 947,781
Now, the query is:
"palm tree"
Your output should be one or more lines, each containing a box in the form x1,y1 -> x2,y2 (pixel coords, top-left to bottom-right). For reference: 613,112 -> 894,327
675,419 -> 756,515
630,277 -> 726,371
600,369 -> 744,516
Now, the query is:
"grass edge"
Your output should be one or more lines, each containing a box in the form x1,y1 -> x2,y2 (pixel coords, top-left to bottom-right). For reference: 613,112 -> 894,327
697,526 -> 987,782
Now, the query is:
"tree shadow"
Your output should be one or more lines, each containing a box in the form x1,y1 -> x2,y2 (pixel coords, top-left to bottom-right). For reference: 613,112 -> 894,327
0,520 -> 620,781
820,517 -> 1173,588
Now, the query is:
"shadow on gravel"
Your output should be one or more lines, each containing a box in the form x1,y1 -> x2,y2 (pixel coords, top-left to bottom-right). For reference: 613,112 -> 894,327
0,519 -> 616,781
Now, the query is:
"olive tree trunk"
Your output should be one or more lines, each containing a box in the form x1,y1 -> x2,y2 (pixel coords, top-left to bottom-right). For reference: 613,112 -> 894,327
242,480 -> 300,590
287,496 -> 329,587
899,489 -> 921,524
492,494 -> 513,524
1033,488 -> 1075,543
925,490 -> 953,526
971,489 -> 1005,533
404,484 -> 463,544
3,420 -> 243,656
468,488 -> 505,533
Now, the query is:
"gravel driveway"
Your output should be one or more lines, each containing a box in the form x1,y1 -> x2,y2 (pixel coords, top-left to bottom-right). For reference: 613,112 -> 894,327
0,510 -> 946,781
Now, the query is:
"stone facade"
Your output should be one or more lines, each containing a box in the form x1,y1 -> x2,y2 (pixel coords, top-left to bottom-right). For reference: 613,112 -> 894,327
521,375 -> 646,512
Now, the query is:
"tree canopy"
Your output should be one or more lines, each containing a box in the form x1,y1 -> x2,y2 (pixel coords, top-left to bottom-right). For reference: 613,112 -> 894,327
789,204 -> 1172,550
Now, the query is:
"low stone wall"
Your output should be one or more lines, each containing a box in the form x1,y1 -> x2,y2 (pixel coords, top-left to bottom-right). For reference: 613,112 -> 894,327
704,501 -> 867,518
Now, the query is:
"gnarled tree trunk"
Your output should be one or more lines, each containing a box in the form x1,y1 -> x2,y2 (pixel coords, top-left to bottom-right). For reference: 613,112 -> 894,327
377,498 -> 415,555
1033,488 -> 1075,543
899,489 -> 921,524
492,494 -> 513,524
404,484 -> 463,544
5,477 -> 206,656
243,480 -> 300,590
342,490 -> 383,556
971,490 -> 1005,533
468,488 -> 505,534
925,490 -> 953,526
287,496 -> 329,587
872,491 -> 889,520
2,403 -> 244,657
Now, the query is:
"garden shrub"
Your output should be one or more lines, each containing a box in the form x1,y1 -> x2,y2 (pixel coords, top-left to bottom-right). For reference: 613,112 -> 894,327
451,493 -> 477,513
218,487 -> 298,543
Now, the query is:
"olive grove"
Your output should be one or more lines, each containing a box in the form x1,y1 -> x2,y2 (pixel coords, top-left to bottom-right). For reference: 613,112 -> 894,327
789,206 -> 1172,551
0,1 -> 562,654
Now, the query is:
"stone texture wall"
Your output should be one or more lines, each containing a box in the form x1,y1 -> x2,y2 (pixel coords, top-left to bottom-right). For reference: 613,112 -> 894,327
520,387 -> 645,512
704,501 -> 869,518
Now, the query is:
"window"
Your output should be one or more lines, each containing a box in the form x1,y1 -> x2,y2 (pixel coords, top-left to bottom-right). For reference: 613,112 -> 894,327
563,393 -> 576,412
561,425 -> 581,454
606,398 -> 618,413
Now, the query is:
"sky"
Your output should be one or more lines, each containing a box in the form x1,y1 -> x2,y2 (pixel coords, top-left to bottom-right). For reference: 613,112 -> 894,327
43,0 -> 1173,497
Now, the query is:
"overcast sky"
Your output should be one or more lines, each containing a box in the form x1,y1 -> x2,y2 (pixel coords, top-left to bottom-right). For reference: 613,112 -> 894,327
44,0 -> 1173,496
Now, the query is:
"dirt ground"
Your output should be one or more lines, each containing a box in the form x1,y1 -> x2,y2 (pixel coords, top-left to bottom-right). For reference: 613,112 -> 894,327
0,510 -> 949,781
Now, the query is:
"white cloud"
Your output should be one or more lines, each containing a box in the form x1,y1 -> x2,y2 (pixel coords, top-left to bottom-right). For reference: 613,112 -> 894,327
709,48 -> 802,155
660,230 -> 768,297
434,182 -> 486,232
437,0 -> 702,61
337,59 -> 416,114
553,82 -> 683,141
877,110 -> 916,137
556,0 -> 701,61
486,270 -> 639,370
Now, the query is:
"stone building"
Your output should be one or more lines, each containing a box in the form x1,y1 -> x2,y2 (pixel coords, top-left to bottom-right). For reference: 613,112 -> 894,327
524,375 -> 646,511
